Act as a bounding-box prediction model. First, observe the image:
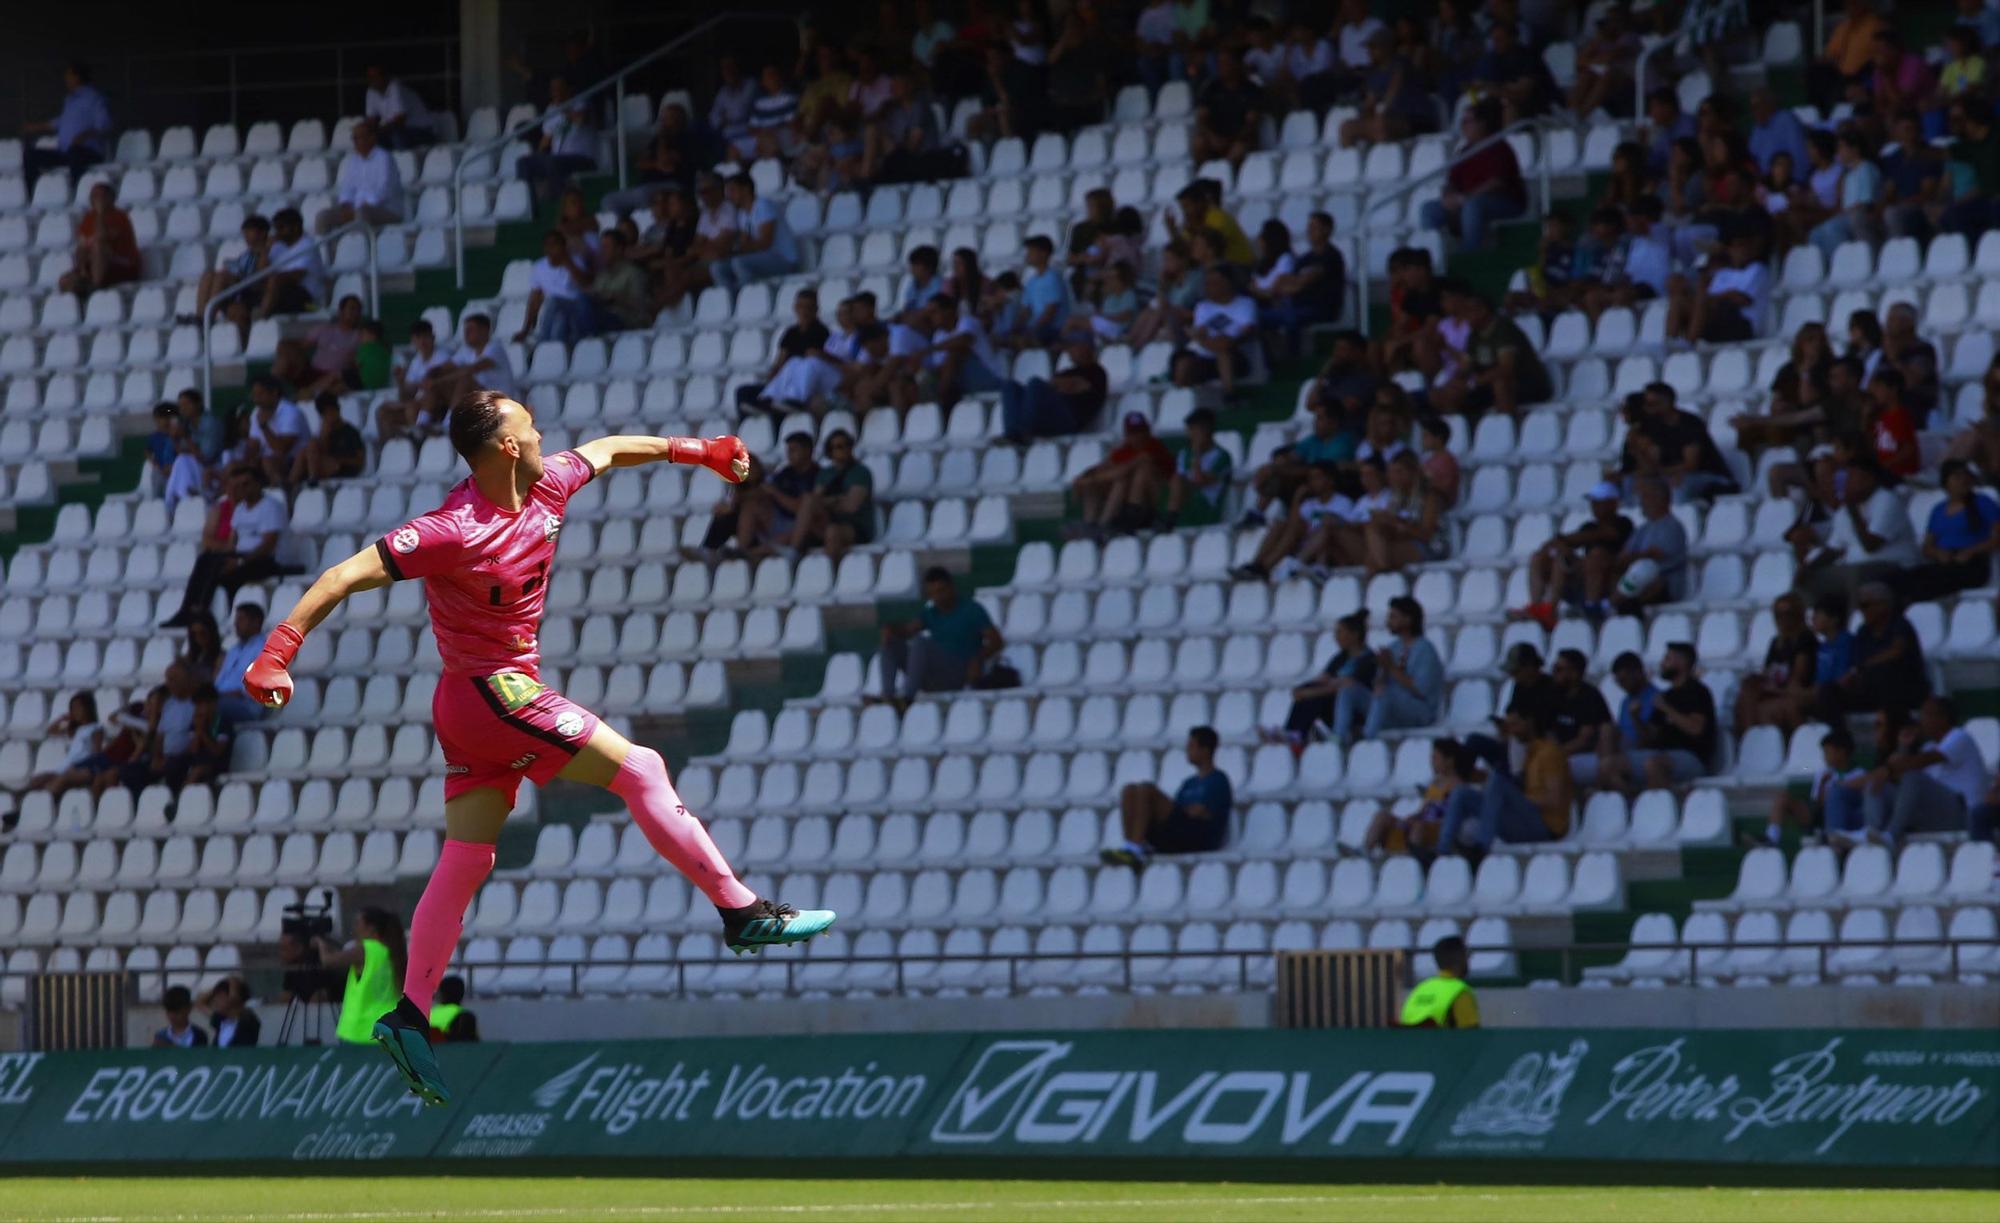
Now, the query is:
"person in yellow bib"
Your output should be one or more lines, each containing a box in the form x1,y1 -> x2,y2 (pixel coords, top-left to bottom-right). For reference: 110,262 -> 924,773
315,907 -> 407,1045
1401,935 -> 1481,1028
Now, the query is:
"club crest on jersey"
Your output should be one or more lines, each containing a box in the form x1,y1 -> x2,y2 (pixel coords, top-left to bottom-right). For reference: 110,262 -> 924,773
555,710 -> 585,739
391,526 -> 421,554
543,512 -> 562,542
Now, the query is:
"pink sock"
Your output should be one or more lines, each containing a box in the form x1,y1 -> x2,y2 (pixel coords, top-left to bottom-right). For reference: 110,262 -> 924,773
403,838 -> 495,1017
612,746 -> 757,909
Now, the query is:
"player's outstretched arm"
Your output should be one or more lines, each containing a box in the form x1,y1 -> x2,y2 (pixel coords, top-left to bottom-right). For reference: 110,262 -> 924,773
243,545 -> 393,709
575,434 -> 749,482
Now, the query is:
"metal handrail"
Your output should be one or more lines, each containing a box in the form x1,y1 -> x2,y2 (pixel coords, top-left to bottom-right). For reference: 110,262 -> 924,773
1353,115 -> 1567,336
199,218 -> 379,407
450,12 -> 792,289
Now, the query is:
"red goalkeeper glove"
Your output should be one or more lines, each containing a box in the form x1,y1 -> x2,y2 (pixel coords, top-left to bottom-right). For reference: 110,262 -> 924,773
244,622 -> 305,710
667,435 -> 750,483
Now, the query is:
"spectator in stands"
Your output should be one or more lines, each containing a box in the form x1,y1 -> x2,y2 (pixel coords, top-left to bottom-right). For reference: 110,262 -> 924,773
866,71 -> 945,184
606,105 -> 694,217
1421,101 -> 1526,251
709,174 -> 799,291
1733,592 -> 1822,735
659,175 -> 738,308
748,64 -> 801,162
1881,302 -> 1939,421
1338,29 -> 1432,148
239,376 -> 306,490
116,661 -> 196,793
730,431 -> 818,558
1807,132 -> 1883,255
1124,240 -> 1202,348
1463,642 -> 1557,774
1172,266 -> 1258,396
685,449 -> 768,562
1865,368 -> 1922,479
792,428 -> 875,562
515,230 -> 594,345
363,66 -> 435,150
1607,476 -> 1689,617
999,334 -> 1104,443
1190,47 -> 1264,168
1441,706 -> 1573,854
1947,354 -> 2000,474
1599,642 -> 1717,793
1430,289 -> 1552,417
516,74 -> 598,209
1569,9 -> 1642,120
159,683 -> 231,791
1550,646 -> 1612,763
1665,224 -> 1769,345
21,61 -> 111,185
1735,321 -> 1833,456
1813,0 -> 1888,107
195,214 -> 270,338
1939,99 -> 2000,234
1161,407 -> 1232,529
433,312 -> 519,405
1641,87 -> 1698,178
1816,581 -> 1931,721
737,288 -> 834,416
203,976 -> 260,1047
1335,595 -> 1443,745
1167,180 -> 1255,265
1070,411 -> 1173,537
181,610 -> 224,681
1243,399 -> 1354,529
1756,726 -> 1867,848
1512,482 -> 1632,630
1866,696 -> 1993,848
1905,460 -> 2000,602
214,603 -> 270,727
875,567 -> 1003,709
290,394 -> 365,488
1879,113 -> 1946,243
1233,459 -> 1348,581
1017,234 -> 1071,347
709,56 -> 758,161
1365,737 -> 1470,860
1795,459 -> 1916,603
151,985 -> 208,1049
1267,610 -> 1376,750
315,119 -> 404,235
373,319 -> 447,443
920,292 -> 1006,410
1637,382 -> 1740,503
257,208 -> 327,319
1102,725 -> 1234,867
580,227 -> 648,333
1357,450 -> 1445,575
1468,17 -> 1555,123
428,975 -> 476,1042
160,465 -> 294,628
56,180 -> 139,298
27,693 -> 110,796
1571,651 -> 1657,789
295,294 -> 367,398
146,401 -> 196,514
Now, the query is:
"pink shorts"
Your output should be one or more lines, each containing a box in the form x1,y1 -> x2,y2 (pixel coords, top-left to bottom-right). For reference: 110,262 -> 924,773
433,672 -> 601,802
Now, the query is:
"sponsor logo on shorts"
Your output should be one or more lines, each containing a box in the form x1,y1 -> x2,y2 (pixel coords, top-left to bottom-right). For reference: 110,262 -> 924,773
543,512 -> 562,542
484,673 -> 546,713
391,526 -> 421,554
446,764 -> 471,776
555,711 -> 585,740
509,753 -> 538,770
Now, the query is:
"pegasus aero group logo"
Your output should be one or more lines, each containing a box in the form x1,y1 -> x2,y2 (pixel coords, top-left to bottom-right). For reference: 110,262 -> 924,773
391,526 -> 421,554
1450,1039 -> 1590,1138
554,711 -> 585,739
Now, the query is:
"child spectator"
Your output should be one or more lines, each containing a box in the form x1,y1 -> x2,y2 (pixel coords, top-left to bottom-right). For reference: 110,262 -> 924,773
1162,407 -> 1233,529
354,320 -> 392,391
1755,727 -> 1866,848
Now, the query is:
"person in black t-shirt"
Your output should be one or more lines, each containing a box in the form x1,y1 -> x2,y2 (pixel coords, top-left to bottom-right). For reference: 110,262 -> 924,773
999,335 -> 1106,443
1258,210 -> 1348,358
1190,48 -> 1266,167
736,288 -> 832,413
1512,481 -> 1635,629
293,393 -> 366,486
1733,591 -> 1820,734
1633,382 -> 1738,502
1549,647 -> 1611,760
1467,643 -> 1560,775
1602,641 -> 1716,793
729,430 -> 820,557
1813,581 -> 1930,722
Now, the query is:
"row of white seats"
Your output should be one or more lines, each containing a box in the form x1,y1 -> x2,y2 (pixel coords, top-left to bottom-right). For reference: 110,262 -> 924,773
1701,842 -> 1998,913
1,944 -> 241,1006
1,874 -> 388,945
1592,904 -> 1999,984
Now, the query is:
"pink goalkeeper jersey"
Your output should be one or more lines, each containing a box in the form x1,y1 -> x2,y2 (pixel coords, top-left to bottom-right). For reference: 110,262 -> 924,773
375,449 -> 597,677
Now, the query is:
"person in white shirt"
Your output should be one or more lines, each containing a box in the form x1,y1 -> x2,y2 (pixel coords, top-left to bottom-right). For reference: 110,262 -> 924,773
374,318 -> 451,442
256,208 -> 327,318
709,173 -> 799,291
1668,228 -> 1768,345
363,65 -> 435,150
239,376 -> 307,489
515,73 -> 598,209
1865,697 -> 1992,847
1172,267 -> 1258,394
514,229 -> 597,345
430,312 -> 518,404
919,292 -> 1006,410
162,465 -> 298,627
314,119 -> 405,234
1334,0 -> 1386,70
1798,459 -> 1917,604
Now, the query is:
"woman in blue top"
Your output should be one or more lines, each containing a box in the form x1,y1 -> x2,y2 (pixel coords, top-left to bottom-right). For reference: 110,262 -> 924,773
1904,459 -> 2000,603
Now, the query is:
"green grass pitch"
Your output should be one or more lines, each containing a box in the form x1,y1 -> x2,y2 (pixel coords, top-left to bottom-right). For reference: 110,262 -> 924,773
0,1178 -> 1994,1222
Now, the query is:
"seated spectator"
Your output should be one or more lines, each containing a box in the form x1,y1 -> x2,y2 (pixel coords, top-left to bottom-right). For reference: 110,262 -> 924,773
1815,581 -> 1930,721
1665,224 -> 1769,345
749,64 -> 802,162
1636,382 -> 1740,503
1191,47 -> 1264,168
515,230 -> 595,345
999,333 -> 1105,443
1598,642 -> 1717,793
1335,595 -> 1444,744
1018,235 -> 1071,346
1795,459 -> 1917,603
1735,321 -> 1835,455
315,119 -> 404,234
57,180 -> 139,297
1463,642 -> 1559,776
1429,289 -> 1552,417
373,319 -> 449,443
1733,592 -> 1822,735
584,228 -> 650,333
867,71 -> 945,184
1162,406 -> 1233,529
431,313 -> 519,405
1549,647 -> 1612,766
206,976 -> 262,1047
1359,450 -> 1445,575
1364,738 -> 1470,859
1865,368 -> 1921,479
1807,132 -> 1883,255
684,450 -> 768,562
1102,726 -> 1234,867
292,394 -> 365,487
1504,212 -> 1583,317
1582,195 -> 1675,317
21,61 -> 111,185
1905,459 -> 2000,602
1880,301 -> 1939,422
1512,482 -> 1633,630
1070,411 -> 1173,537
181,611 -> 223,683
1124,240 -> 1203,348
1467,18 -> 1556,123
1172,267 -> 1258,396
1267,610 -> 1376,750
1866,696 -> 1993,849
1878,113 -> 1946,245
1244,399 -> 1354,528
160,683 -> 231,791
920,292 -> 1006,410
1947,353 -> 2000,474
1167,180 -> 1255,266
731,431 -> 819,558
428,974 -> 478,1042
1066,260 -> 1139,343
1601,477 -> 1686,616
1421,102 -> 1526,251
116,662 -> 196,793
737,288 -> 834,416
296,294 -> 367,397
898,246 -> 947,318
875,567 -> 1003,708
792,429 -> 875,562
709,173 -> 799,291
27,693 -> 111,796
195,214 -> 271,337
239,376 -> 307,490
1234,459 -> 1352,581
709,55 -> 758,162
355,318 -> 391,391
605,105 -> 693,216
160,465 -> 296,628
516,74 -> 597,210
1339,29 -> 1433,148
257,208 -> 327,319
1571,651 -> 1656,789
146,401 -> 196,515
1416,415 -> 1460,509
1756,727 -> 1866,848
214,603 -> 270,727
1569,9 -> 1643,120
150,985 -> 209,1049
363,66 -> 435,150
1440,708 -> 1573,855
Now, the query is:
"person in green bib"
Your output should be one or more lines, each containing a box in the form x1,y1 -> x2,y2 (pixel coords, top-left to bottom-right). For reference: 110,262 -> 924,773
1401,934 -> 1481,1028
316,907 -> 407,1045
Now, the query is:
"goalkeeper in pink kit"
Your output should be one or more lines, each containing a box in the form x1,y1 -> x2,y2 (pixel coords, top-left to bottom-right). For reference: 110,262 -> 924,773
243,390 -> 834,1105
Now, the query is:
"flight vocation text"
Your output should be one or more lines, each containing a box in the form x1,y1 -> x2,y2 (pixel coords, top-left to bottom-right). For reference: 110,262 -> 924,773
1587,1038 -> 1986,1155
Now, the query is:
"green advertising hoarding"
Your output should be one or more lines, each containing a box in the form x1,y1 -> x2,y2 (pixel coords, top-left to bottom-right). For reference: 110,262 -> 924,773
0,1030 -> 1993,1172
